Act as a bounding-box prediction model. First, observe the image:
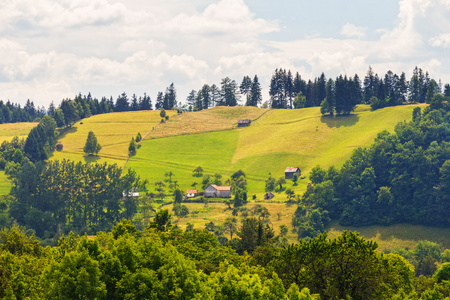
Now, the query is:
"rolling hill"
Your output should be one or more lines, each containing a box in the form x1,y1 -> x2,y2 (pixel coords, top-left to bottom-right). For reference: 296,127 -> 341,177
127,104 -> 422,198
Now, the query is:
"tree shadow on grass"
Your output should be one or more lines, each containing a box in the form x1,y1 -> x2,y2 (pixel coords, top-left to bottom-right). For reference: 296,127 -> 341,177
320,114 -> 360,128
56,126 -> 78,140
83,155 -> 101,164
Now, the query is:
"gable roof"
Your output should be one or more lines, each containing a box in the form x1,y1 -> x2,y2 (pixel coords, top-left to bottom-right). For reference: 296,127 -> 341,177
285,167 -> 300,173
209,184 -> 231,191
186,189 -> 197,194
238,119 -> 251,124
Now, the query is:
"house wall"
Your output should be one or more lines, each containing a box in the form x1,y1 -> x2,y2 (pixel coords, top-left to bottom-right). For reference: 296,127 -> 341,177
218,190 -> 231,198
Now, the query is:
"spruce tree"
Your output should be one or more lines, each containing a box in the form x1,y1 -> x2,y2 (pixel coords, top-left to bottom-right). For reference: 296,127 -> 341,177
83,131 -> 102,155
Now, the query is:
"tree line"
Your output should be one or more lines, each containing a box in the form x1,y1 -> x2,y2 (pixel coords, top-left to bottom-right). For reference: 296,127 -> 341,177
296,101 -> 450,240
9,159 -> 141,238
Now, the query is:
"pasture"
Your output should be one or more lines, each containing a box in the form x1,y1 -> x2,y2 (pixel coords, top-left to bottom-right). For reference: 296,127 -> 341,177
128,105 -> 421,198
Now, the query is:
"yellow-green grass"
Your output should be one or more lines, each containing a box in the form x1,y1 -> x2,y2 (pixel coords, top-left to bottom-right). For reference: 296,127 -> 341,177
0,171 -> 12,195
0,122 -> 37,143
50,111 -> 175,166
328,221 -> 450,251
128,104 -> 422,198
0,122 -> 38,194
161,202 -> 450,251
144,106 -> 269,139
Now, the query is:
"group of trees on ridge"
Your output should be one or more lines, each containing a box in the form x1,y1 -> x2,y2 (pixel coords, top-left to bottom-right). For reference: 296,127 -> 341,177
1,66 -> 449,129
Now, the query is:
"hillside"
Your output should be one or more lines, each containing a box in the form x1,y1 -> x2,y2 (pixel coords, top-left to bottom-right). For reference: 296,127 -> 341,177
0,122 -> 37,144
50,110 -> 176,166
127,104 -> 423,198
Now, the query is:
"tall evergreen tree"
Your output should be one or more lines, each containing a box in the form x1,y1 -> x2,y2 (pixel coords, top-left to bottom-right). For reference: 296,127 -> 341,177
130,94 -> 139,111
220,77 -> 239,106
210,84 -> 220,107
155,92 -> 164,110
249,75 -> 262,107
240,76 -> 252,106
201,84 -> 211,109
115,92 -> 129,112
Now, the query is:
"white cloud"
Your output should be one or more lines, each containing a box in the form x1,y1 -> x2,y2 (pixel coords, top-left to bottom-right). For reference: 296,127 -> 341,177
429,34 -> 450,48
340,23 -> 366,38
2,0 -> 450,107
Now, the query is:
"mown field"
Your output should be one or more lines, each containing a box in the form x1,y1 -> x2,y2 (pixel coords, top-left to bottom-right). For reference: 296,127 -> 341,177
50,110 -> 176,166
128,104 -> 422,198
0,122 -> 38,194
0,122 -> 37,144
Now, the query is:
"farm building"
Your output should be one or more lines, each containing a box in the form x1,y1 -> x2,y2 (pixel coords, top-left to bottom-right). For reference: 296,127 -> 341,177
264,192 -> 274,200
237,119 -> 251,127
285,167 -> 301,179
204,184 -> 231,198
186,189 -> 197,198
122,188 -> 139,200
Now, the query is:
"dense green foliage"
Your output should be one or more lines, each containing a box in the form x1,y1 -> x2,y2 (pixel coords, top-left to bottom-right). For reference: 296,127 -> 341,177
300,104 -> 450,228
10,160 -> 140,238
3,221 -> 444,300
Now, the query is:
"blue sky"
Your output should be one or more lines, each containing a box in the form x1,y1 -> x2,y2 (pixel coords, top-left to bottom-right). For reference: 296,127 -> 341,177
0,0 -> 449,107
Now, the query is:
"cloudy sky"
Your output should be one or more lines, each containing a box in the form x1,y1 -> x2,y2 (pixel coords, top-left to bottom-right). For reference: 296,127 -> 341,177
1,0 -> 450,107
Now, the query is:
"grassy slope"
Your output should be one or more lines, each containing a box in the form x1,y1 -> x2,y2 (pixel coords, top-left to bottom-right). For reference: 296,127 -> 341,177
0,122 -> 37,144
128,105 -> 420,198
0,122 -> 38,195
50,110 -> 175,166
159,202 -> 450,251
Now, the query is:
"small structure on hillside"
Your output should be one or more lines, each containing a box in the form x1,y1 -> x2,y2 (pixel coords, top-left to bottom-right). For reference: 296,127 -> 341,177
204,184 -> 231,198
122,188 -> 139,201
186,189 -> 197,198
237,119 -> 251,127
264,192 -> 275,200
285,167 -> 301,179
56,141 -> 63,151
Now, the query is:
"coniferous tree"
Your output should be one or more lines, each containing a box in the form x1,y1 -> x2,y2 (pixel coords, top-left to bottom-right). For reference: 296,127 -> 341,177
240,76 -> 252,106
130,94 -> 139,111
186,90 -> 197,110
220,77 -> 239,106
115,92 -> 129,112
155,92 -> 164,110
201,84 -> 211,109
249,75 -> 262,107
210,84 -> 220,107
166,83 -> 177,109
83,131 -> 102,155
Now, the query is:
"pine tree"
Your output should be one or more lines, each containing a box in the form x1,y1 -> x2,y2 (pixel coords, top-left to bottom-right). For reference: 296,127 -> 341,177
115,92 -> 129,112
186,90 -> 197,110
201,84 -> 211,109
240,76 -> 252,106
249,75 -> 262,106
83,131 -> 102,155
155,92 -> 164,110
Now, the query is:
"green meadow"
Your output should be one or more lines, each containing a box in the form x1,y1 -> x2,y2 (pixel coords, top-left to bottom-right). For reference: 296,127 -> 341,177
128,104 -> 421,198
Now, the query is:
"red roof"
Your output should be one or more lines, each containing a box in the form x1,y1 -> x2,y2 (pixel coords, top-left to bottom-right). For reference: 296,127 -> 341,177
186,189 -> 197,194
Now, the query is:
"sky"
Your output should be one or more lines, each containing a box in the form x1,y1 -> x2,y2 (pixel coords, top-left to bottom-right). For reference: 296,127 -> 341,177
1,0 -> 450,107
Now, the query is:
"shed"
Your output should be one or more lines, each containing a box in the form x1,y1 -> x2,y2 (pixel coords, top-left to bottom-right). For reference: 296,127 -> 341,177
264,192 -> 275,200
285,167 -> 301,179
186,189 -> 197,198
204,184 -> 231,198
237,119 -> 251,127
